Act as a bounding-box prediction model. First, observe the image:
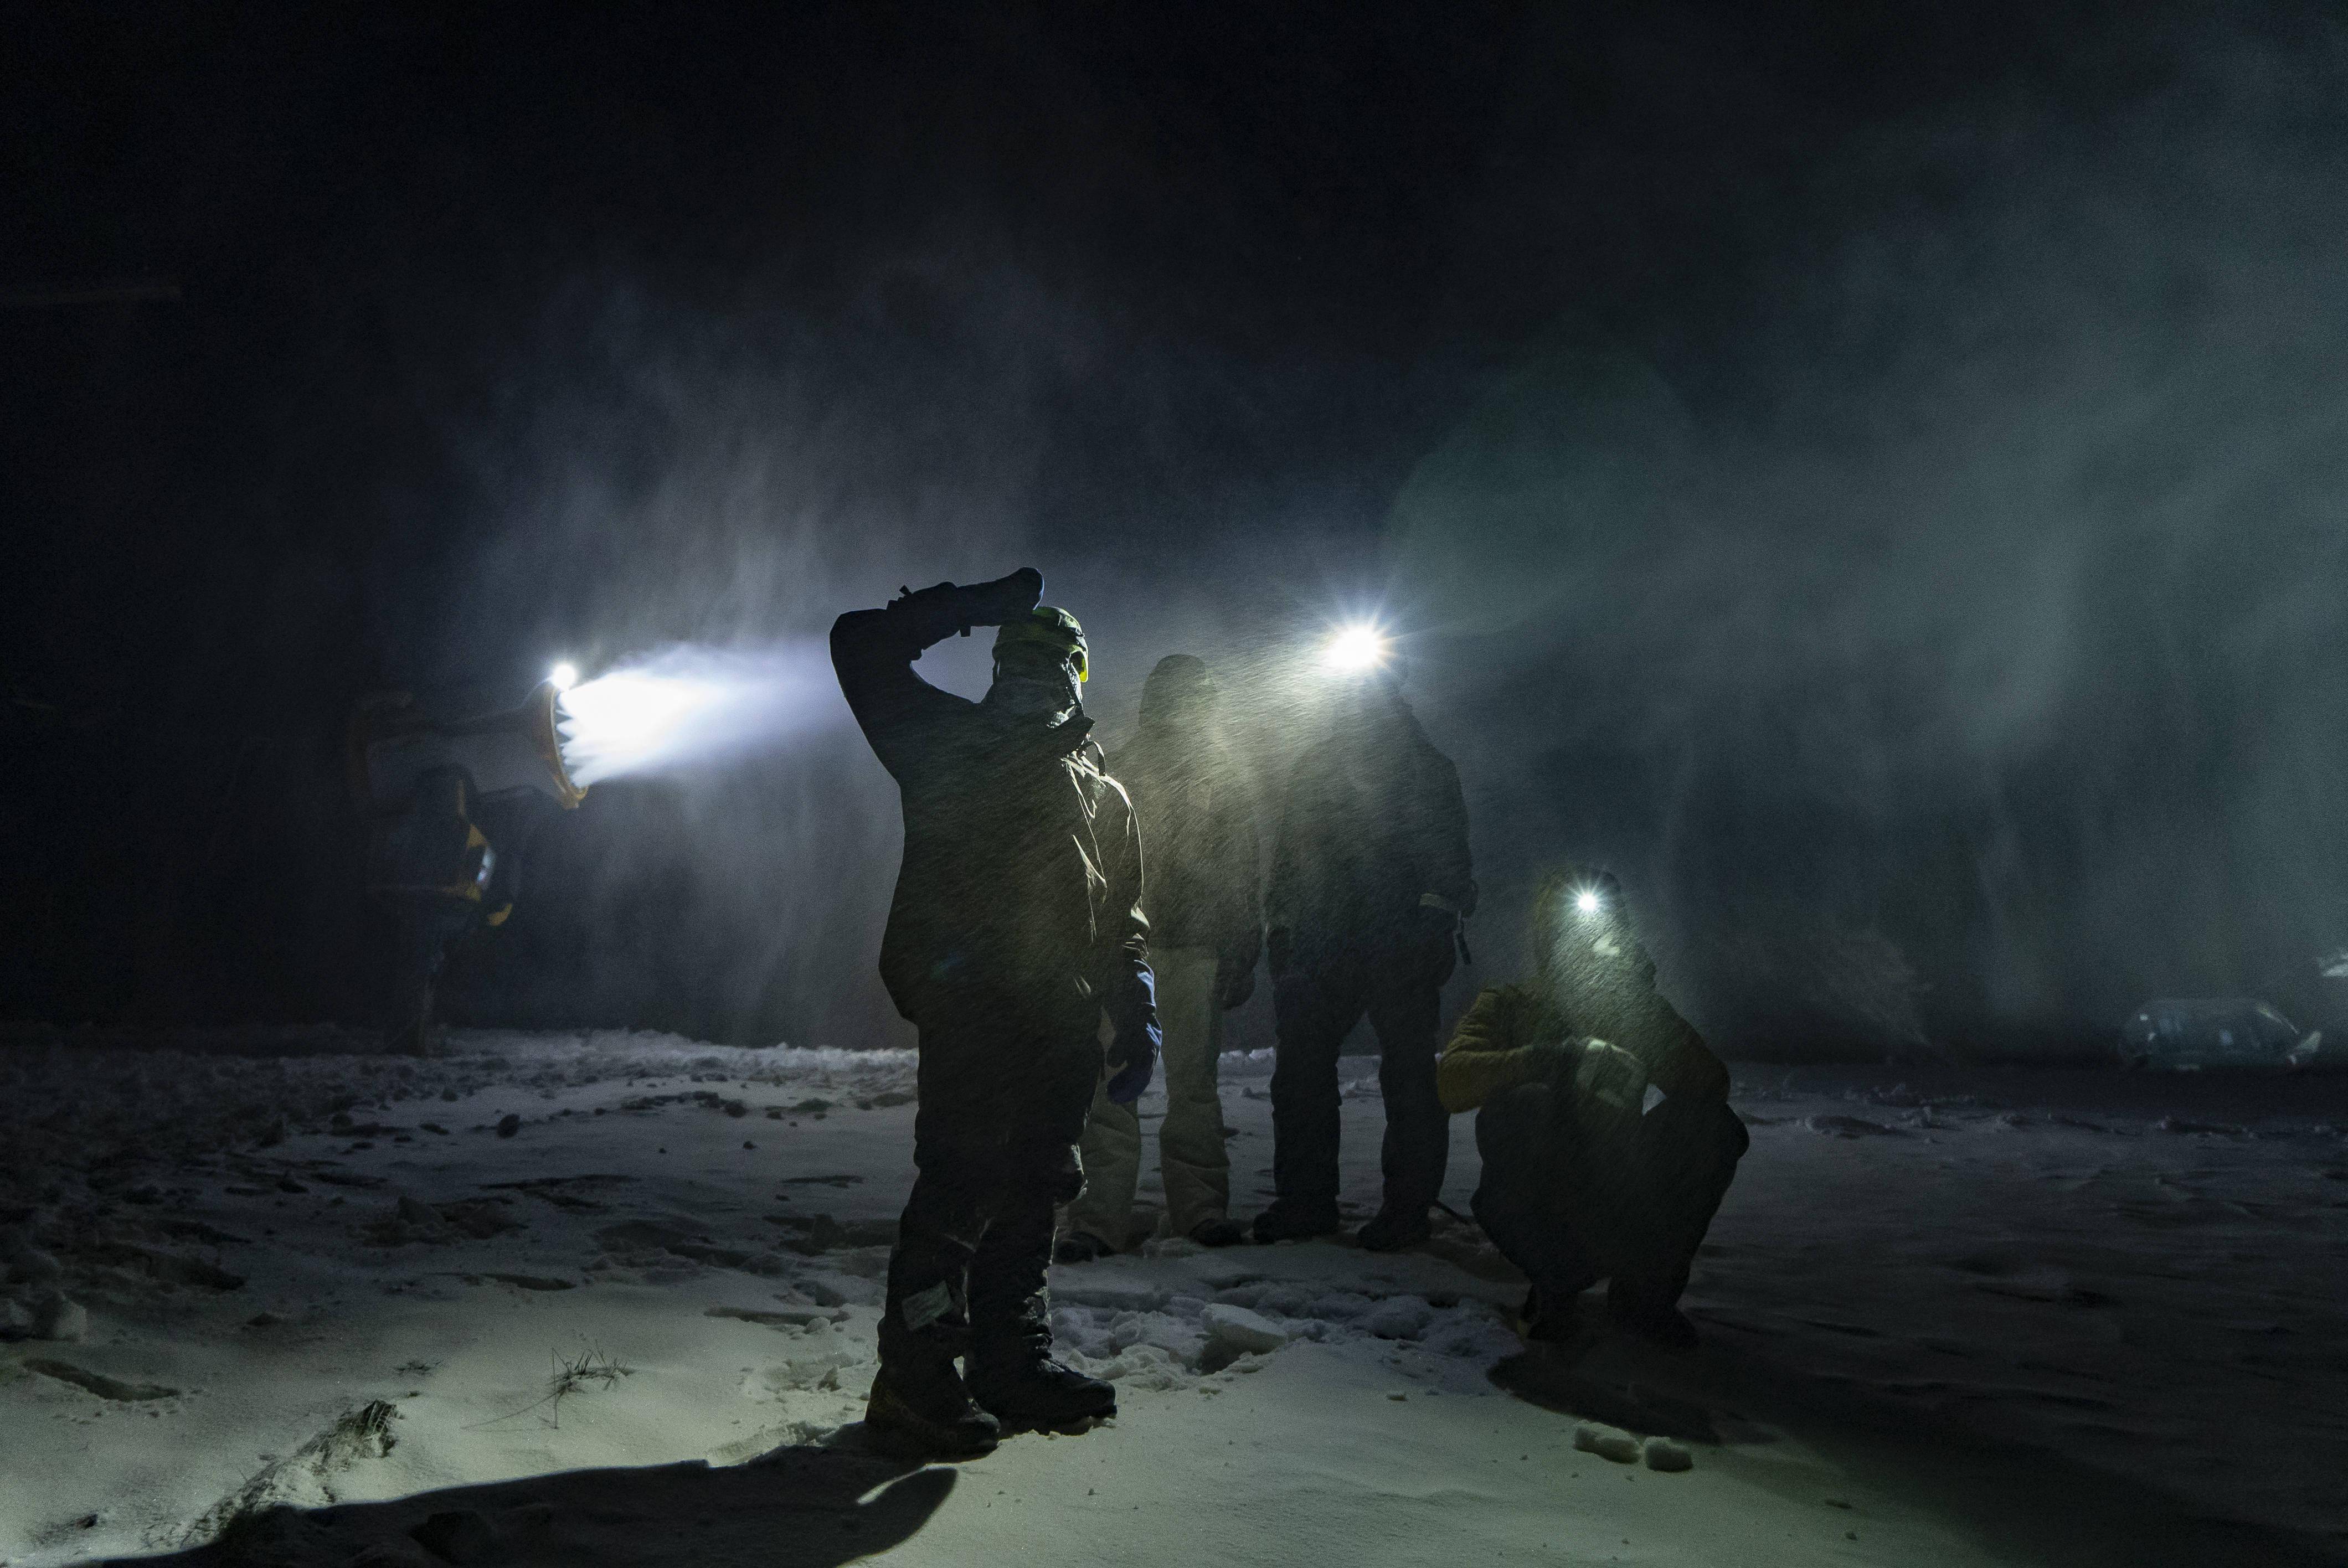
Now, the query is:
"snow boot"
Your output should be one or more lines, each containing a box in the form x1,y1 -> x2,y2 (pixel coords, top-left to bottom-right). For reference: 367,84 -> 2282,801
1188,1216 -> 1247,1248
1518,1283 -> 1596,1345
1605,1283 -> 1700,1352
1355,1207 -> 1432,1253
1053,1230 -> 1116,1264
967,1345 -> 1118,1433
864,1359 -> 1001,1460
1252,1203 -> 1341,1244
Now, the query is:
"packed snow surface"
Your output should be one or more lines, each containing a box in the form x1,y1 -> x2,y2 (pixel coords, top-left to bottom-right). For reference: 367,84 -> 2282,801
1,1025 -> 2342,1565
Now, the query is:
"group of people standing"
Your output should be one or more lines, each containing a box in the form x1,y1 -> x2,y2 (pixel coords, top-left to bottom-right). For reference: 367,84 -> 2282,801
831,568 -> 1745,1459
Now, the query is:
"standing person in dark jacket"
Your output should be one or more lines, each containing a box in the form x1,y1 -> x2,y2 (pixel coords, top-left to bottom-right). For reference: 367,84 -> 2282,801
1438,868 -> 1745,1349
831,568 -> 1160,1459
1060,654 -> 1261,1257
1256,658 -> 1476,1250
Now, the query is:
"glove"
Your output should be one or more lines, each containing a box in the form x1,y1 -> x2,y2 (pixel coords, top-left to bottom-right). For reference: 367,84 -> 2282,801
1105,971 -> 1161,1105
883,568 -> 1044,647
964,566 -> 1044,627
1571,1038 -> 1649,1117
1522,1036 -> 1581,1086
1265,927 -> 1294,980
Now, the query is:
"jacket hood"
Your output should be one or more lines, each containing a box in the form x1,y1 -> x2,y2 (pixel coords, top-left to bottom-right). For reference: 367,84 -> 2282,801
1137,654 -> 1216,734
1532,866 -> 1657,991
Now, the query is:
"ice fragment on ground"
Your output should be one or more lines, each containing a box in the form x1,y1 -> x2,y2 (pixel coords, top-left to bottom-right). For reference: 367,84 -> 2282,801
25,1358 -> 178,1401
2155,1116 -> 2246,1136
1574,1422 -> 1642,1463
1644,1436 -> 1693,1471
32,1291 -> 87,1341
1805,1114 -> 1901,1137
1201,1303 -> 1288,1355
706,1303 -> 847,1329
1304,1290 -> 1377,1321
790,1271 -> 882,1307
478,1273 -> 572,1291
1360,1297 -> 1436,1340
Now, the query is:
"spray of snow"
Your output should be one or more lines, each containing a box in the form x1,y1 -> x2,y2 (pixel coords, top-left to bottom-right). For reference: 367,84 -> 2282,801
555,641 -> 843,786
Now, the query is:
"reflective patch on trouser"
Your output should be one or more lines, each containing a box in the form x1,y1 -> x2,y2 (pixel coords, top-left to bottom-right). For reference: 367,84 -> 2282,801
902,1280 -> 955,1333
885,1015 -> 1100,1362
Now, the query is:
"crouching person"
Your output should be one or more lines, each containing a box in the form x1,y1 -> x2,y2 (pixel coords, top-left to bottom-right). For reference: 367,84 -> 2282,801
832,568 -> 1161,1458
1439,869 -> 1745,1350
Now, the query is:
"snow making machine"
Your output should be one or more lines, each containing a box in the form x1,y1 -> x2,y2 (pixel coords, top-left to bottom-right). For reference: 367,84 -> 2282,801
346,680 -> 588,1053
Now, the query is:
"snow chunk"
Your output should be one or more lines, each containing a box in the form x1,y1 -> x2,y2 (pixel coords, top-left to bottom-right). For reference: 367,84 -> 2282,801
1644,1437 -> 1694,1472
1201,1303 -> 1289,1356
32,1291 -> 87,1342
1574,1423 -> 1642,1464
1360,1297 -> 1435,1340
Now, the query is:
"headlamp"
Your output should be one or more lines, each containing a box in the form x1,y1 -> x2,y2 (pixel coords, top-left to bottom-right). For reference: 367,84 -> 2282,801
1322,623 -> 1389,673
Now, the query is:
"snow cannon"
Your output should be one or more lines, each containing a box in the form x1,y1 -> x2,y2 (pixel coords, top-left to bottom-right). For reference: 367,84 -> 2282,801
349,680 -> 586,818
347,680 -> 584,1055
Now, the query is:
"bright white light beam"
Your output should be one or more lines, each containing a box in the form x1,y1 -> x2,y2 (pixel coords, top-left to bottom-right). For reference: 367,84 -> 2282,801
554,641 -> 838,785
1574,889 -> 1602,916
1322,623 -> 1389,672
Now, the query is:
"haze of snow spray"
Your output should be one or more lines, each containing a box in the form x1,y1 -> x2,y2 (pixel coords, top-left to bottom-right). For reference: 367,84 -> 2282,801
554,640 -> 841,785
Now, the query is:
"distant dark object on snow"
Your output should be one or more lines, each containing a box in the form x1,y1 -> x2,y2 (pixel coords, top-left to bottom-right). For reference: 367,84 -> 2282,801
2119,999 -> 2323,1071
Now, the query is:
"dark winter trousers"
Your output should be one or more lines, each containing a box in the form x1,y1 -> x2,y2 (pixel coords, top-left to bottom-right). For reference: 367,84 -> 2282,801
1471,1081 -> 1747,1309
1269,943 -> 1454,1222
881,1005 -> 1100,1373
385,896 -> 479,1055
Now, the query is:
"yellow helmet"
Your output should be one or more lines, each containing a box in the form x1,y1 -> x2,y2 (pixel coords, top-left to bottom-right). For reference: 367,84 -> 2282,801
993,605 -> 1089,683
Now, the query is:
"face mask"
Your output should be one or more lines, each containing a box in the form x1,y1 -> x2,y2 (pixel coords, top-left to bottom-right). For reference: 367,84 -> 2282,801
985,662 -> 1081,722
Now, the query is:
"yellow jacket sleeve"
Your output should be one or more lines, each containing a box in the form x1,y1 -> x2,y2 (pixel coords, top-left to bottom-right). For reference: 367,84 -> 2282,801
1437,985 -> 1551,1113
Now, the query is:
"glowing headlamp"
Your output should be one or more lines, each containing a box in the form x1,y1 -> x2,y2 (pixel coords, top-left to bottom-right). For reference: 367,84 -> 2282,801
549,662 -> 580,692
1574,888 -> 1602,917
1322,623 -> 1390,673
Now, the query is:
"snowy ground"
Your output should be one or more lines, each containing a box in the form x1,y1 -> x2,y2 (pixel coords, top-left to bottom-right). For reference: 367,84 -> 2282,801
1,1025 -> 2342,1566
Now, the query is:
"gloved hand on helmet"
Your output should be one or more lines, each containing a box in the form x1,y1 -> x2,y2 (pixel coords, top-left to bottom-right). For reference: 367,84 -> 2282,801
884,567 -> 1045,646
1105,969 -> 1162,1105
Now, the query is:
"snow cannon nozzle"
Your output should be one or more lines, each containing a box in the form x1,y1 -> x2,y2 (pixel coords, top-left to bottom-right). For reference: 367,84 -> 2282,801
349,680 -> 587,817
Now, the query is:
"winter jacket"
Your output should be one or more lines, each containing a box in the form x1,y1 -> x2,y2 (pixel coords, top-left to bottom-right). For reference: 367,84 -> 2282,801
831,603 -> 1151,1033
1266,698 -> 1475,965
1436,940 -> 1728,1116
1105,726 -> 1259,972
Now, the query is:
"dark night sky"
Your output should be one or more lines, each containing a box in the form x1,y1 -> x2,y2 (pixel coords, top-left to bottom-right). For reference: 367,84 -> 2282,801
8,2 -> 2348,1055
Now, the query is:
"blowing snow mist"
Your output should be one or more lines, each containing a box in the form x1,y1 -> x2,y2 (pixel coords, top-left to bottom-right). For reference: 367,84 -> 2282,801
555,641 -> 842,786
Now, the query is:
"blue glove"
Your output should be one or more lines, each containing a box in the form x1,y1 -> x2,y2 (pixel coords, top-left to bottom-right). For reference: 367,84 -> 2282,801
1105,971 -> 1162,1105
